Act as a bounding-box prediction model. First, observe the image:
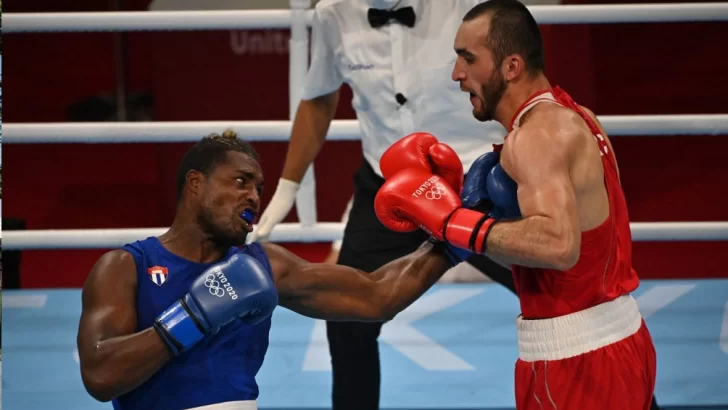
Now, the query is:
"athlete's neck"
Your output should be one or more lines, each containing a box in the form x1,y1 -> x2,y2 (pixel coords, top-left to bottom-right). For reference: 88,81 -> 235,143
495,74 -> 551,130
159,214 -> 230,264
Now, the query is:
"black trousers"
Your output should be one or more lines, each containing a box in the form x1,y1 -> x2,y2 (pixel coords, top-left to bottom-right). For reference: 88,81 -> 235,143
327,161 -> 517,410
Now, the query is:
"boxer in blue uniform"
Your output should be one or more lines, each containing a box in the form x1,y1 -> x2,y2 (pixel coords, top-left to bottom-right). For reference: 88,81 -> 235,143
76,130 -> 466,410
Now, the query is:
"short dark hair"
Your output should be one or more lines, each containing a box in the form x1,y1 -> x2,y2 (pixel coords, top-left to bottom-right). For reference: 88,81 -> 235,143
463,0 -> 544,75
176,129 -> 260,202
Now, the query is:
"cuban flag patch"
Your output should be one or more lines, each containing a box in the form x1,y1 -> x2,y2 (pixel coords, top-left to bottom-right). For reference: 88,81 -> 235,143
148,266 -> 169,286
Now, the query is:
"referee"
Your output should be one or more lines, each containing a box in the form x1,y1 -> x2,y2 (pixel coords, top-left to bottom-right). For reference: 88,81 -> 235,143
251,1 -> 517,409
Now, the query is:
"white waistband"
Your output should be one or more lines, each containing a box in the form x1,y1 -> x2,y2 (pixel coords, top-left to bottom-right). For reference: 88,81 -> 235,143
516,294 -> 642,362
187,401 -> 257,410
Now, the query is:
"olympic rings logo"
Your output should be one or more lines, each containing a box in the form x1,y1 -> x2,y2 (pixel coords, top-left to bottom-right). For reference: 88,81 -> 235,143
425,184 -> 447,200
204,273 -> 225,297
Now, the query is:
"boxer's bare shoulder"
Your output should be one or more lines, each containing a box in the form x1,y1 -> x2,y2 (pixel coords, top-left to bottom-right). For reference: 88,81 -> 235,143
530,102 -> 594,140
501,103 -> 584,178
80,249 -> 138,324
78,249 -> 138,348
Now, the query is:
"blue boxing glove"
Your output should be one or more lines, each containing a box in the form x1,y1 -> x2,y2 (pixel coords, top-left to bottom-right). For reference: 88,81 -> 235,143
153,253 -> 278,356
461,152 -> 500,213
487,164 -> 521,219
442,151 -> 501,263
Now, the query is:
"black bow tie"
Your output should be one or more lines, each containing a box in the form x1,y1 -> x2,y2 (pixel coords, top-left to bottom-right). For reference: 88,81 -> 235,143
368,6 -> 416,28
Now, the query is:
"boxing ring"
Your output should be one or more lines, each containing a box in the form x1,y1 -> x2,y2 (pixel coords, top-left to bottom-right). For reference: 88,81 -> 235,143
4,2 -> 728,409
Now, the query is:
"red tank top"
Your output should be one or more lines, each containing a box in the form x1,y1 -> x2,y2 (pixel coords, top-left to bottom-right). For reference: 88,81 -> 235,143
503,87 -> 640,319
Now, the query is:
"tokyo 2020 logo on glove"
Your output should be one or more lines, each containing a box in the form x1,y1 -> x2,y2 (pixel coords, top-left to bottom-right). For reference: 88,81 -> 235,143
426,184 -> 447,200
205,273 -> 225,297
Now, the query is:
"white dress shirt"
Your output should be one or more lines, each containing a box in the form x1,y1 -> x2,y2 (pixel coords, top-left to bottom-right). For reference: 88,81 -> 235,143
301,0 -> 507,176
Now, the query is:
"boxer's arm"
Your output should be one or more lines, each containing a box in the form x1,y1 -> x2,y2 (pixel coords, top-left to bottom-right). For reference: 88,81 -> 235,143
483,122 -> 581,270
280,90 -> 340,183
77,250 -> 171,402
264,241 -> 451,321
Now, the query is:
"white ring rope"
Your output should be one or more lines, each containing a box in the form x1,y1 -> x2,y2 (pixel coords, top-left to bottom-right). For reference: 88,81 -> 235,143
4,10 -> 304,33
3,222 -> 728,250
4,115 -> 728,144
4,3 -> 728,33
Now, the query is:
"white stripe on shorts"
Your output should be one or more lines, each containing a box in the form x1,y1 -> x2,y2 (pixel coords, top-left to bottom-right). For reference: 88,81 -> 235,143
186,400 -> 257,410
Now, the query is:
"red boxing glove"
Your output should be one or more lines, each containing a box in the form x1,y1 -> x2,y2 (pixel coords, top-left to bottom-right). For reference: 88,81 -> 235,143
375,168 -> 460,238
375,169 -> 497,253
380,132 -> 464,194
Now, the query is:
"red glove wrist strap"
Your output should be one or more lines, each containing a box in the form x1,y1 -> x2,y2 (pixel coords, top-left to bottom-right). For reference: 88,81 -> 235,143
473,216 -> 496,253
443,209 -> 497,253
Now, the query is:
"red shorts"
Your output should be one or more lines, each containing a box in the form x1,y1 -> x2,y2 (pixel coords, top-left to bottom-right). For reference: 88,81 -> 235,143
514,295 -> 657,410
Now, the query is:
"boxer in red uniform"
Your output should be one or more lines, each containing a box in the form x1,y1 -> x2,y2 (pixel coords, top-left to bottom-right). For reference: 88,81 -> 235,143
373,0 -> 657,408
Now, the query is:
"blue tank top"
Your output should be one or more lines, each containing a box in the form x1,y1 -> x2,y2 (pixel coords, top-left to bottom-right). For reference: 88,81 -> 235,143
112,237 -> 274,410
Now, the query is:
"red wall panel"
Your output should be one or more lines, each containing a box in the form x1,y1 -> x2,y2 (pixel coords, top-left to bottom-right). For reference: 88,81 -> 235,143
3,0 -> 727,287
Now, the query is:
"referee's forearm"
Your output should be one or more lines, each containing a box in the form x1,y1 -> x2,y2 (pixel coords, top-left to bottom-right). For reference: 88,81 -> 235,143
281,92 -> 339,182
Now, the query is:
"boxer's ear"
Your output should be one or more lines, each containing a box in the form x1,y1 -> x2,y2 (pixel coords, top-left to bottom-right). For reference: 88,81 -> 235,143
503,54 -> 524,82
186,169 -> 205,197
